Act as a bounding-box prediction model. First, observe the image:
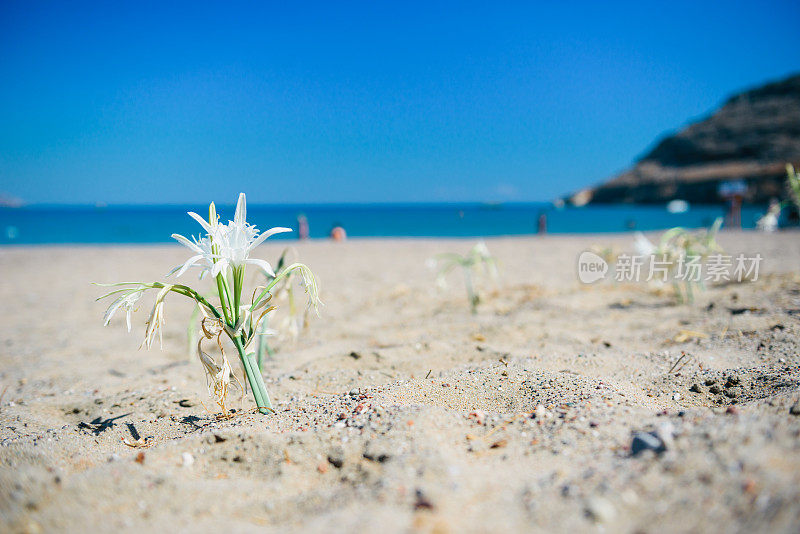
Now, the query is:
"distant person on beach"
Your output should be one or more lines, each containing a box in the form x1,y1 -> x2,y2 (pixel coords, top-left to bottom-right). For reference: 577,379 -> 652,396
297,214 -> 309,240
330,224 -> 346,242
537,211 -> 547,234
719,180 -> 746,228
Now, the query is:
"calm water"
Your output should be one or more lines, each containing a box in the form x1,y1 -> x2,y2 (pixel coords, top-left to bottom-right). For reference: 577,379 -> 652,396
0,203 -> 765,245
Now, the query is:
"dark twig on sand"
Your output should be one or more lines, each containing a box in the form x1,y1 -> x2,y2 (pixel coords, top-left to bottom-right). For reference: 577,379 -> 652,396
668,351 -> 694,374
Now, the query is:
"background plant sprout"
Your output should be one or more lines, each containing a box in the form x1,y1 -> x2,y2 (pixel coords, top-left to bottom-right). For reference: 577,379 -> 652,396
432,242 -> 499,313
787,163 -> 800,211
757,164 -> 800,232
590,244 -> 619,283
98,193 -> 320,415
635,218 -> 723,304
255,247 -> 315,368
590,245 -> 618,267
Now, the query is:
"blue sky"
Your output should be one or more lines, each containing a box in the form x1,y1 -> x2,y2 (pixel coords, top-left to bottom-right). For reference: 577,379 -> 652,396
1,1 -> 799,205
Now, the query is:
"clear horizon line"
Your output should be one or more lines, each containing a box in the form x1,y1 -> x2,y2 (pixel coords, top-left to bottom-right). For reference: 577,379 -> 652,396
2,199 -> 558,209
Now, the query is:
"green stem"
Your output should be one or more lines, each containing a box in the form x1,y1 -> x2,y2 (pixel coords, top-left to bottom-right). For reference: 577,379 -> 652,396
221,276 -> 234,311
463,267 -> 477,314
216,275 -> 232,324
151,283 -> 220,321
252,263 -> 304,309
234,336 -> 272,414
233,266 -> 242,323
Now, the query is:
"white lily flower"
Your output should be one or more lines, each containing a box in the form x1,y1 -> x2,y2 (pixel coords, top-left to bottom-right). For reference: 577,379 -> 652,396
472,241 -> 499,280
170,193 -> 290,279
294,263 -> 322,314
168,233 -> 217,278
196,340 -> 244,410
258,326 -> 280,338
197,345 -> 221,377
141,285 -> 173,349
473,241 -> 491,258
102,288 -> 144,331
197,341 -> 231,400
213,193 -> 292,277
169,202 -> 221,278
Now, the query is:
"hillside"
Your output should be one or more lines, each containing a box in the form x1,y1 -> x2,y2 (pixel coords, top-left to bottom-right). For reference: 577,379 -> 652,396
571,73 -> 800,205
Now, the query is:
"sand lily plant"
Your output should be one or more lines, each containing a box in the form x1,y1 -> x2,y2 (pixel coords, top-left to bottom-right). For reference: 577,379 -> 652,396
98,193 -> 320,415
634,218 -> 723,304
432,241 -> 499,313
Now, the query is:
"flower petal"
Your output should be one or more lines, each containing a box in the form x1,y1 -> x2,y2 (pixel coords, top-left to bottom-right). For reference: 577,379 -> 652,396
187,212 -> 214,235
172,254 -> 204,277
234,193 -> 246,226
249,226 -> 292,250
171,233 -> 203,254
244,258 -> 275,277
103,294 -> 127,326
211,259 -> 229,278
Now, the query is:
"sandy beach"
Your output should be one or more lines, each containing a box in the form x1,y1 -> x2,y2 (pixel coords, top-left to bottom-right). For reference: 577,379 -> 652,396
1,231 -> 800,532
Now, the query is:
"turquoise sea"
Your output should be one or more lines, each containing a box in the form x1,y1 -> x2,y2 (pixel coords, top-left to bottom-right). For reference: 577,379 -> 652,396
0,203 -> 766,245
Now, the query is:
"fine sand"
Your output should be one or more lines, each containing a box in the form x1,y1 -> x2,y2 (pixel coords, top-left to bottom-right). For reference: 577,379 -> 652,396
1,232 -> 800,532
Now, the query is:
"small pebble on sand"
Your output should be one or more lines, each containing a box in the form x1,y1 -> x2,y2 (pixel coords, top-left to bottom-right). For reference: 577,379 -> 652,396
631,432 -> 666,456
